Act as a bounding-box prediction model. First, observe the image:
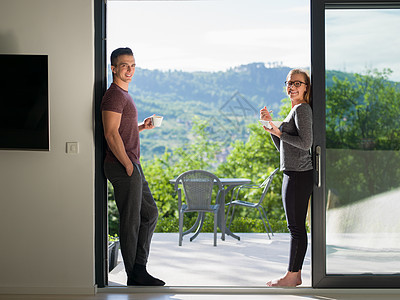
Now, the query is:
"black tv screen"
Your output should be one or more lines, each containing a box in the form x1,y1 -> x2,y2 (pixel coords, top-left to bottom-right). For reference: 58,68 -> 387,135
0,54 -> 49,150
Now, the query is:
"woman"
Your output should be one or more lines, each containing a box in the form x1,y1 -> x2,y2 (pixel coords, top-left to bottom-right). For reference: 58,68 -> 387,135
260,69 -> 313,287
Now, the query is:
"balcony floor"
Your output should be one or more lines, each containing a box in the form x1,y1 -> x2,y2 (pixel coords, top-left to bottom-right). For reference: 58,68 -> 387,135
108,232 -> 311,287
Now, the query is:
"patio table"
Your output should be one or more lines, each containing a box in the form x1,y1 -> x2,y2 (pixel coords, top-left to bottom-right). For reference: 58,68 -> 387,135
170,177 -> 251,241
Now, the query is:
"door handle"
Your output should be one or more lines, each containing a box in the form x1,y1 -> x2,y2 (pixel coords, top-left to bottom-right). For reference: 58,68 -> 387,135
316,145 -> 321,187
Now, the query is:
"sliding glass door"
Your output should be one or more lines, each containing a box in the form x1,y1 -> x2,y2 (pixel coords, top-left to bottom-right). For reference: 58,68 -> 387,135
311,0 -> 400,288
96,0 -> 400,288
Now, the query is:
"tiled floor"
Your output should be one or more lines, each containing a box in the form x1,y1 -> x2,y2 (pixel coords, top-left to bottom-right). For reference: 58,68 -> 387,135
2,233 -> 399,299
1,290 -> 400,300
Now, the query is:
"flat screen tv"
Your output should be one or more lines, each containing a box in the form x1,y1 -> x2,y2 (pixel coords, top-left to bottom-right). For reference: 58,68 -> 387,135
0,54 -> 49,151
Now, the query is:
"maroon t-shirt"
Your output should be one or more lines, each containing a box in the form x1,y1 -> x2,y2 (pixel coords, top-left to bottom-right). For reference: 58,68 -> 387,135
100,83 -> 140,164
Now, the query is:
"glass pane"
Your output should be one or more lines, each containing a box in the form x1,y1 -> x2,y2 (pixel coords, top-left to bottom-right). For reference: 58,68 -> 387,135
325,9 -> 400,274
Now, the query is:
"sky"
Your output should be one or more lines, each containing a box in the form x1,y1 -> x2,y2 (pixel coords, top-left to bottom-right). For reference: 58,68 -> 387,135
107,0 -> 311,72
107,1 -> 400,81
326,9 -> 400,81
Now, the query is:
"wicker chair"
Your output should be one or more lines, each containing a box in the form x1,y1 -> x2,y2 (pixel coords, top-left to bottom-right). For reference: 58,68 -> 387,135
174,170 -> 223,246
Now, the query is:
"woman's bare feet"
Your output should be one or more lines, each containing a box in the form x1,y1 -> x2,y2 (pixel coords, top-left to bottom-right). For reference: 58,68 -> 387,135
266,271 -> 302,287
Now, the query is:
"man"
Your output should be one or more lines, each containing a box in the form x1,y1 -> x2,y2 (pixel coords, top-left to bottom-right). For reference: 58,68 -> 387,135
101,47 -> 164,286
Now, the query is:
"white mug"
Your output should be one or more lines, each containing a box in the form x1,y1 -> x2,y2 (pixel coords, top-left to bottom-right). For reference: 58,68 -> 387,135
151,116 -> 163,127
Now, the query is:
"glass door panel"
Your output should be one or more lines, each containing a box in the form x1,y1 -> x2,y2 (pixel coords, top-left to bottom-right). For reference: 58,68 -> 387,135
325,8 -> 400,275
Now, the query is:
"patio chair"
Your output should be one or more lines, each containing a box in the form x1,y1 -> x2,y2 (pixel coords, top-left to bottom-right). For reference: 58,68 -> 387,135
174,170 -> 223,246
225,168 -> 279,239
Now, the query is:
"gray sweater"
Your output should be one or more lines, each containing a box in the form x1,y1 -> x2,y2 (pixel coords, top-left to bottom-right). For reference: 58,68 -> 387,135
271,103 -> 313,171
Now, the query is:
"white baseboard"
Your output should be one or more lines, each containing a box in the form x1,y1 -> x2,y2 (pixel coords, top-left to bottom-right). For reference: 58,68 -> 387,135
0,285 -> 97,295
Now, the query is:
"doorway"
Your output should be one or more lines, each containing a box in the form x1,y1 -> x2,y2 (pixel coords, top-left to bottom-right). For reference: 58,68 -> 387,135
102,0 -> 312,287
105,0 -> 311,287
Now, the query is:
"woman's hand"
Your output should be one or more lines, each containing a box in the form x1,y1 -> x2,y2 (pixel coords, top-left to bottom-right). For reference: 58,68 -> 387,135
263,121 -> 282,138
260,106 -> 273,121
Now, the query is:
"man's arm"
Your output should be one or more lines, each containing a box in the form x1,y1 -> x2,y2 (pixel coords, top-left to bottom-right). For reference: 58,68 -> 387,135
102,110 -> 134,176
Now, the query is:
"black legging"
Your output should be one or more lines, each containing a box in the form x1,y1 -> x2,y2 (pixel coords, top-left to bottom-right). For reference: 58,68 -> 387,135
282,169 -> 313,272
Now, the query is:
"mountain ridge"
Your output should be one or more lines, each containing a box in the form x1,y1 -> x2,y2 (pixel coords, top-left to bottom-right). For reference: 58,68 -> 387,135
105,63 -> 351,160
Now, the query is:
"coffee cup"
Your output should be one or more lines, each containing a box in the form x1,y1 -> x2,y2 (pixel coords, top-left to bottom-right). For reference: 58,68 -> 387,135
259,120 -> 282,129
151,116 -> 163,127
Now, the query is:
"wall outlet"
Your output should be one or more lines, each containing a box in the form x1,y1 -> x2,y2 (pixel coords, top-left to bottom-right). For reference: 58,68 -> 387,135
66,142 -> 79,154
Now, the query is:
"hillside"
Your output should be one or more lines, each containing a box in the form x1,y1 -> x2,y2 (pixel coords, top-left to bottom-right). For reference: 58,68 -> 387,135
110,63 -> 294,160
106,63 -> 360,161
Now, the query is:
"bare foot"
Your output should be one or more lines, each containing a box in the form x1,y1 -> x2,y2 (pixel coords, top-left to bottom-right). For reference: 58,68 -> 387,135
296,270 -> 302,286
266,271 -> 301,287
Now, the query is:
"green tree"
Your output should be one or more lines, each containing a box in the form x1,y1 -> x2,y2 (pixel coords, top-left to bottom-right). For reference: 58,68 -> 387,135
216,123 -> 283,221
109,100 -> 290,233
107,182 -> 119,236
326,69 -> 400,150
143,119 -> 222,219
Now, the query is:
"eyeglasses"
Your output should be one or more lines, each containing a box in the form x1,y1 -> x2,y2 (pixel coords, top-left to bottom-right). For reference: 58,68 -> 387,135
285,81 -> 306,87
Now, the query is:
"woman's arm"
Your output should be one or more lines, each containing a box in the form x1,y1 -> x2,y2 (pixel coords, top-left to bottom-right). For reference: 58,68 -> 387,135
270,133 -> 281,151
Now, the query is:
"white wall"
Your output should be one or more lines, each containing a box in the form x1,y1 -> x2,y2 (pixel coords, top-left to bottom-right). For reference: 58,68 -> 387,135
0,0 -> 95,294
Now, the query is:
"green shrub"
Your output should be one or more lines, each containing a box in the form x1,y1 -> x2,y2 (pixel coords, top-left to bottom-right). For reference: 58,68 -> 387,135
108,233 -> 119,242
155,214 -> 289,233
108,181 -> 119,236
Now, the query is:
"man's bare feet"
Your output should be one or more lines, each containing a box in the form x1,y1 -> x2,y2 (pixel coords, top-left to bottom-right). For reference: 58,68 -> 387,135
266,271 -> 302,287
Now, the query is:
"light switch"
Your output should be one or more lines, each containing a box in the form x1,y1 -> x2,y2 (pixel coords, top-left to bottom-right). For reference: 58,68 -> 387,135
66,142 -> 79,154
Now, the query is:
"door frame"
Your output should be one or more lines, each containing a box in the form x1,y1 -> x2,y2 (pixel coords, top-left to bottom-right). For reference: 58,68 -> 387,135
94,0 -> 108,288
311,0 -> 400,288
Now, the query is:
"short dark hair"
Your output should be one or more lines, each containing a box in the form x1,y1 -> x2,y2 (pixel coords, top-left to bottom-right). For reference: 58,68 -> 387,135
110,47 -> 133,66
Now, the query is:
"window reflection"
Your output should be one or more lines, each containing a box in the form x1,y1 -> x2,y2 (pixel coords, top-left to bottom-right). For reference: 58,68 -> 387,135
325,8 -> 400,274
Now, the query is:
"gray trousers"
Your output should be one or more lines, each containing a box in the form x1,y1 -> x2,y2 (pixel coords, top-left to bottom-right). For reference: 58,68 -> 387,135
104,161 -> 158,275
